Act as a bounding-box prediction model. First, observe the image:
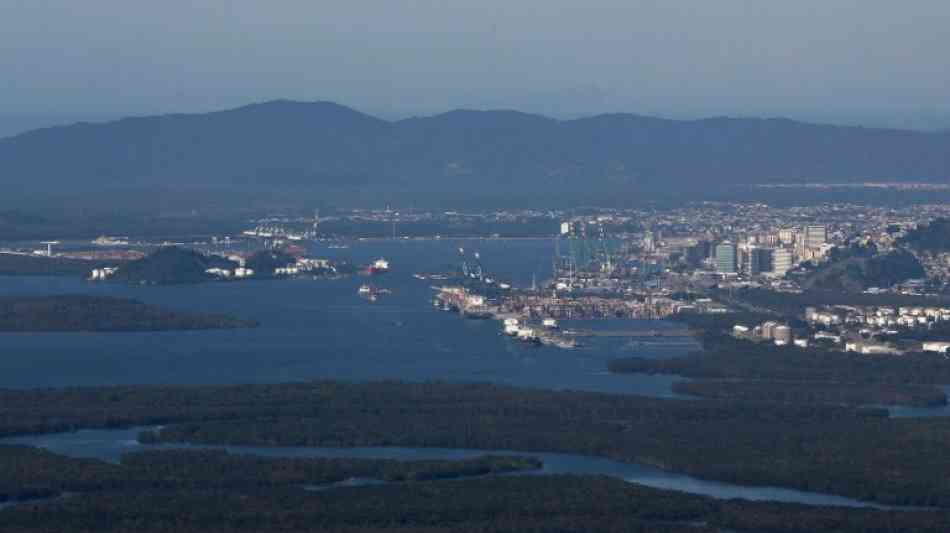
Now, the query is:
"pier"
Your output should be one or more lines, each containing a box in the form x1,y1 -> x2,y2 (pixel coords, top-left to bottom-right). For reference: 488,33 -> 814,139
561,329 -> 692,338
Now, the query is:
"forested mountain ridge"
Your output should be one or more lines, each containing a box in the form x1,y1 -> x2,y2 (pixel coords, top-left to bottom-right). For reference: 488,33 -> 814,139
1,100 -> 948,196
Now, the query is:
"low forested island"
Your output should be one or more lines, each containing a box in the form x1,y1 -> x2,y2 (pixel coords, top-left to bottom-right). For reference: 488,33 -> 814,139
110,246 -> 342,285
0,295 -> 257,332
111,246 -> 238,285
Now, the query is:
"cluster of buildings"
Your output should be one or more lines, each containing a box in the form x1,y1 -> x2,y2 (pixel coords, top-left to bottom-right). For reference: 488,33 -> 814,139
806,305 -> 950,331
204,266 -> 255,279
802,305 -> 950,355
703,224 -> 829,277
88,267 -> 118,280
732,320 -> 804,347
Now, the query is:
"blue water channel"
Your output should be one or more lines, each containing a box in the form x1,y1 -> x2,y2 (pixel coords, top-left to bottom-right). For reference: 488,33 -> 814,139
0,239 -> 692,395
1,427 -> 896,510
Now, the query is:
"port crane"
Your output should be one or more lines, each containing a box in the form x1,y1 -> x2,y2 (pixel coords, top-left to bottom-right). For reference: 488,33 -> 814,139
554,222 -> 618,279
40,241 -> 60,257
458,248 -> 485,281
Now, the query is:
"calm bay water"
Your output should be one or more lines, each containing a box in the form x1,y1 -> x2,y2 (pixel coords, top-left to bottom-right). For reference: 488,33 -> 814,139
0,239 -> 693,394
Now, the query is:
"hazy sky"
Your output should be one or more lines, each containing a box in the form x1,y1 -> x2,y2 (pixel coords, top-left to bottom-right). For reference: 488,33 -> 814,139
2,1 -> 949,126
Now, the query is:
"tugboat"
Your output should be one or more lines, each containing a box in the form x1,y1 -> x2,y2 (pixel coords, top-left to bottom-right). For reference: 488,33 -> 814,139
359,284 -> 390,302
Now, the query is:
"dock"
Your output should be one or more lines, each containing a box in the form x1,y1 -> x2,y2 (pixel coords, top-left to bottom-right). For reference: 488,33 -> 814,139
561,329 -> 692,338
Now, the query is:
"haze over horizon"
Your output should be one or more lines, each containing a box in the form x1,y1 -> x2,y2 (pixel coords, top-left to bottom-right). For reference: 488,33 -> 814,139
2,1 -> 950,137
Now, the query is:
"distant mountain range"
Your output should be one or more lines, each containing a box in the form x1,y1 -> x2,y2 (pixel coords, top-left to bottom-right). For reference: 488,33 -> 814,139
1,100 -> 948,197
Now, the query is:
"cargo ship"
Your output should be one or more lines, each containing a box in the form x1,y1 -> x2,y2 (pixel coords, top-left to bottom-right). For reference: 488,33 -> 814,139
501,317 -> 573,348
462,307 -> 494,320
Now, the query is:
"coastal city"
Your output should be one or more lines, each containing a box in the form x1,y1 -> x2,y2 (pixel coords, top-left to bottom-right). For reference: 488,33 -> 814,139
7,3 -> 950,531
4,200 -> 950,355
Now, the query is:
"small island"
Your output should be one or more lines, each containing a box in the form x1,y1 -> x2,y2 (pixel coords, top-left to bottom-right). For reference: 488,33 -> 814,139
105,246 -> 354,285
0,295 -> 257,332
109,246 -> 242,285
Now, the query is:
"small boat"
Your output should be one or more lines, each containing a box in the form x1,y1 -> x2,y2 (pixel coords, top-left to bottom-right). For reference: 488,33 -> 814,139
363,258 -> 390,275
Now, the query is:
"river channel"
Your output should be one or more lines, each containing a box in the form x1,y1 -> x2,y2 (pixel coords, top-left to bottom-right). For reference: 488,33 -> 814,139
1,427 -> 897,510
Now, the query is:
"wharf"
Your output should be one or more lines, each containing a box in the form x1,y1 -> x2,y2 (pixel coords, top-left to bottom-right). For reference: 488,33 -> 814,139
561,329 -> 692,338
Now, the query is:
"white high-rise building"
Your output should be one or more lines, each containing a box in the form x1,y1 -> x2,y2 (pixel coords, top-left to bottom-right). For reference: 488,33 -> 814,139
643,230 -> 655,253
715,242 -> 738,274
778,229 -> 796,245
772,248 -> 794,276
804,225 -> 827,249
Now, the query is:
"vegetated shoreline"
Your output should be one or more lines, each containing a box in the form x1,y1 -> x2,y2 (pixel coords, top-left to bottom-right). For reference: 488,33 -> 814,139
4,430 -> 950,532
0,252 -> 125,277
6,472 -> 950,533
608,311 -> 950,408
671,380 -> 947,408
0,445 -> 541,506
0,295 -> 258,332
3,381 -> 950,508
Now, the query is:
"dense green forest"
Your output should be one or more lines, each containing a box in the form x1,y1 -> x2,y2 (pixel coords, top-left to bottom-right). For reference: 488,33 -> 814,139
673,380 -> 947,407
0,445 -> 539,504
6,381 -> 950,506
4,454 -> 950,532
900,218 -> 950,253
112,246 -> 237,285
802,249 -> 925,292
245,249 -> 297,278
0,295 -> 257,332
